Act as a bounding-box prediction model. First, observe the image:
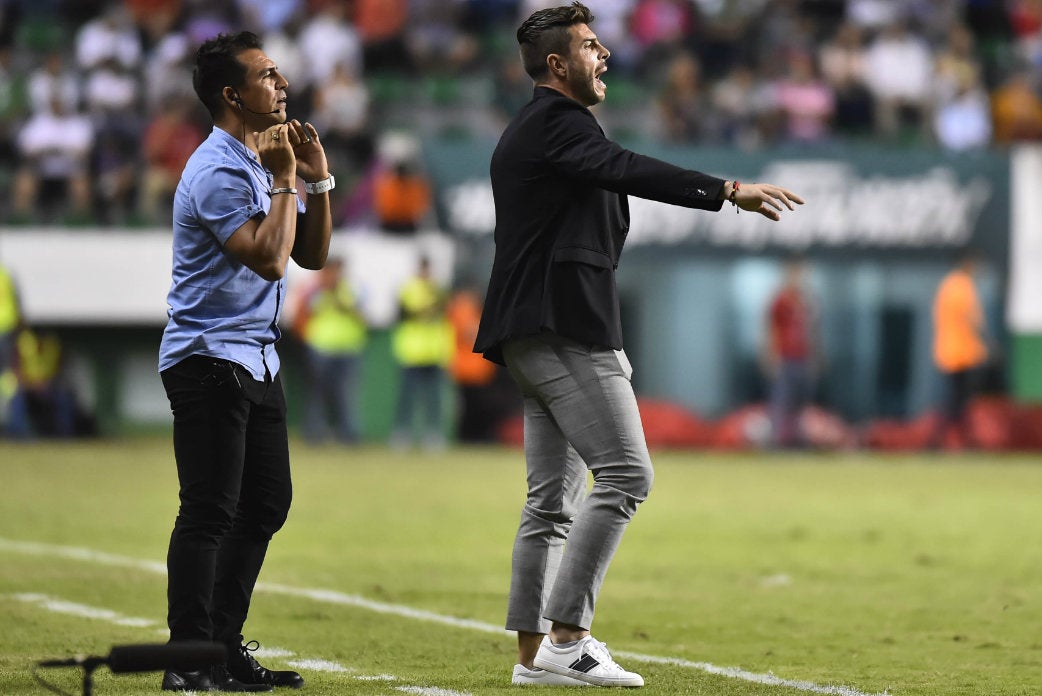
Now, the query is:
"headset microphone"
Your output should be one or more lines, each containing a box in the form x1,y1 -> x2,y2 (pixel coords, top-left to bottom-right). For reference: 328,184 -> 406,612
234,95 -> 281,115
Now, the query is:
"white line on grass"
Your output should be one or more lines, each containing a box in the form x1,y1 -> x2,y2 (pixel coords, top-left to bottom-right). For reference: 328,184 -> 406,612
10,594 -> 448,690
1,537 -> 888,696
12,592 -> 157,628
396,688 -> 471,696
285,659 -> 352,672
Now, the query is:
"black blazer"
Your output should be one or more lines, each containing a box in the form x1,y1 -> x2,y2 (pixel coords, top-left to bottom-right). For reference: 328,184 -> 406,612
474,86 -> 726,364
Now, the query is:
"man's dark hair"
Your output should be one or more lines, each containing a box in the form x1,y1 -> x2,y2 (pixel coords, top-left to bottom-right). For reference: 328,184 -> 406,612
517,2 -> 595,80
192,31 -> 263,118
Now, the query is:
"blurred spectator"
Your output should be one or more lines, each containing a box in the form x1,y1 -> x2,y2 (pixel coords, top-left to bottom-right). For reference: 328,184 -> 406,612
5,326 -> 80,438
181,0 -> 239,46
291,257 -> 368,445
235,0 -> 304,34
709,62 -> 768,148
990,69 -> 1042,143
141,32 -> 196,113
355,0 -> 412,73
1007,0 -> 1042,43
299,3 -> 362,89
934,23 -> 984,101
762,257 -> 818,449
0,261 -> 20,377
491,56 -> 531,125
933,71 -> 992,151
768,48 -> 834,145
845,0 -> 901,31
390,256 -> 453,450
930,250 -> 990,449
373,157 -> 434,234
91,118 -> 141,224
818,21 -> 873,137
310,61 -> 374,177
863,18 -> 934,140
446,284 -> 501,442
139,101 -> 206,224
629,0 -> 698,77
1010,0 -> 1042,69
125,0 -> 183,49
75,4 -> 141,76
407,0 -> 480,74
656,51 -> 708,143
691,0 -> 765,81
11,93 -> 93,224
27,50 -> 78,115
0,45 -> 29,211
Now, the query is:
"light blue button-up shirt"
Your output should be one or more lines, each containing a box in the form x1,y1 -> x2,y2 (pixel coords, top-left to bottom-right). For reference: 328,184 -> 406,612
159,127 -> 304,382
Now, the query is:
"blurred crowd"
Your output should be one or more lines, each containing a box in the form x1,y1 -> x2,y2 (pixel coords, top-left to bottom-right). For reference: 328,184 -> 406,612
2,0 -> 1042,228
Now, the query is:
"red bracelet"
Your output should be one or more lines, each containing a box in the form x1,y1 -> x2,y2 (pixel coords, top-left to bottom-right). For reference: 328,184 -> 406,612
729,180 -> 740,212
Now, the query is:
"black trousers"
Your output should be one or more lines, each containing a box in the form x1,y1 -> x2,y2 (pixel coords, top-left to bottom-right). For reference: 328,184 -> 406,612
160,355 -> 292,644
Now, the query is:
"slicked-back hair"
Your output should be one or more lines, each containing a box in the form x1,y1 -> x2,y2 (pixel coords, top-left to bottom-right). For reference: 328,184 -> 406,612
517,2 -> 595,80
193,31 -> 263,118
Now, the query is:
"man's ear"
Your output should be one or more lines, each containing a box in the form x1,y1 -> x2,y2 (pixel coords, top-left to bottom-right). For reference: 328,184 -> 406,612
547,53 -> 566,79
222,86 -> 241,109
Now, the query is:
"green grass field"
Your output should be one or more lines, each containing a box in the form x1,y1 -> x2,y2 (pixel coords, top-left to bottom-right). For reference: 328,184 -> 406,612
1,437 -> 1039,695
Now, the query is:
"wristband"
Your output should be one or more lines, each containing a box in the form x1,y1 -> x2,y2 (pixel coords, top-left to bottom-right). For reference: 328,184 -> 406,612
270,187 -> 297,196
304,175 -> 335,195
728,180 -> 740,213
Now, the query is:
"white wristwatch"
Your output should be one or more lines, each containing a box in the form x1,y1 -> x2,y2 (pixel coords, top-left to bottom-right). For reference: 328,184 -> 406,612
303,175 -> 335,195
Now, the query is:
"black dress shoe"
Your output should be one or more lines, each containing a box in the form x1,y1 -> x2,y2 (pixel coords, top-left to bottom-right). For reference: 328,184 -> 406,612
211,665 -> 274,692
227,640 -> 305,689
162,669 -> 215,691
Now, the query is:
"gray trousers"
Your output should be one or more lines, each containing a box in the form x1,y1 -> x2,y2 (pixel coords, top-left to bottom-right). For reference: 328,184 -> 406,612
501,333 -> 653,633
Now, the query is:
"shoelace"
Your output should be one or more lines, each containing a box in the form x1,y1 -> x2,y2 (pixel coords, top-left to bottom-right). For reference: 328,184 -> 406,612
584,639 -> 625,671
240,640 -> 264,670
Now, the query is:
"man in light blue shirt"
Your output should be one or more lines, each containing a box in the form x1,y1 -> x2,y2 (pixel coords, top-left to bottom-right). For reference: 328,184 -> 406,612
158,31 -> 334,693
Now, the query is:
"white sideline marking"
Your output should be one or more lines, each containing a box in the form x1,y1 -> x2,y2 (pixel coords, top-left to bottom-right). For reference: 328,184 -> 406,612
1,538 -> 888,696
286,659 -> 351,672
12,592 -> 156,628
613,650 -> 886,696
252,645 -> 295,659
396,688 -> 471,696
357,674 -> 398,681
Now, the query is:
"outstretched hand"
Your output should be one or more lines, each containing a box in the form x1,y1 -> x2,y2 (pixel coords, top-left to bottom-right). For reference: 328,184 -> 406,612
733,183 -> 804,221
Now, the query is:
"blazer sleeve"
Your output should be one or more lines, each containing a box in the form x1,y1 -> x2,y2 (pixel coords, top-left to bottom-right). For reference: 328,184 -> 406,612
543,98 -> 726,211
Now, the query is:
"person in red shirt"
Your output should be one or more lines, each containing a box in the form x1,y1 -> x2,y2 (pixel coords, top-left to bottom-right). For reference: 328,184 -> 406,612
763,257 -> 817,448
139,101 -> 205,223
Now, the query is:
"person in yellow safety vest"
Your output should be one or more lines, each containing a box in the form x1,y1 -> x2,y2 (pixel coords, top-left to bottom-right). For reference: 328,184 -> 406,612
7,326 -> 77,438
0,264 -> 22,429
391,255 -> 453,450
291,257 -> 367,444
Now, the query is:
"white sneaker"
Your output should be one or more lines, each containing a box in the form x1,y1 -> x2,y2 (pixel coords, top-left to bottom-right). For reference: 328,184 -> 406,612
511,664 -> 590,686
533,635 -> 644,687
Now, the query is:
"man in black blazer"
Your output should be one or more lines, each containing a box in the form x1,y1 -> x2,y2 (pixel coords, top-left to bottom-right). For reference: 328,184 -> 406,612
474,3 -> 803,688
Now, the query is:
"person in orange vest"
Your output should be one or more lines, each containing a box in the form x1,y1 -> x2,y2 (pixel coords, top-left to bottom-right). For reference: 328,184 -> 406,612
447,284 -> 505,442
373,158 -> 432,234
931,249 -> 990,449
291,257 -> 367,444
